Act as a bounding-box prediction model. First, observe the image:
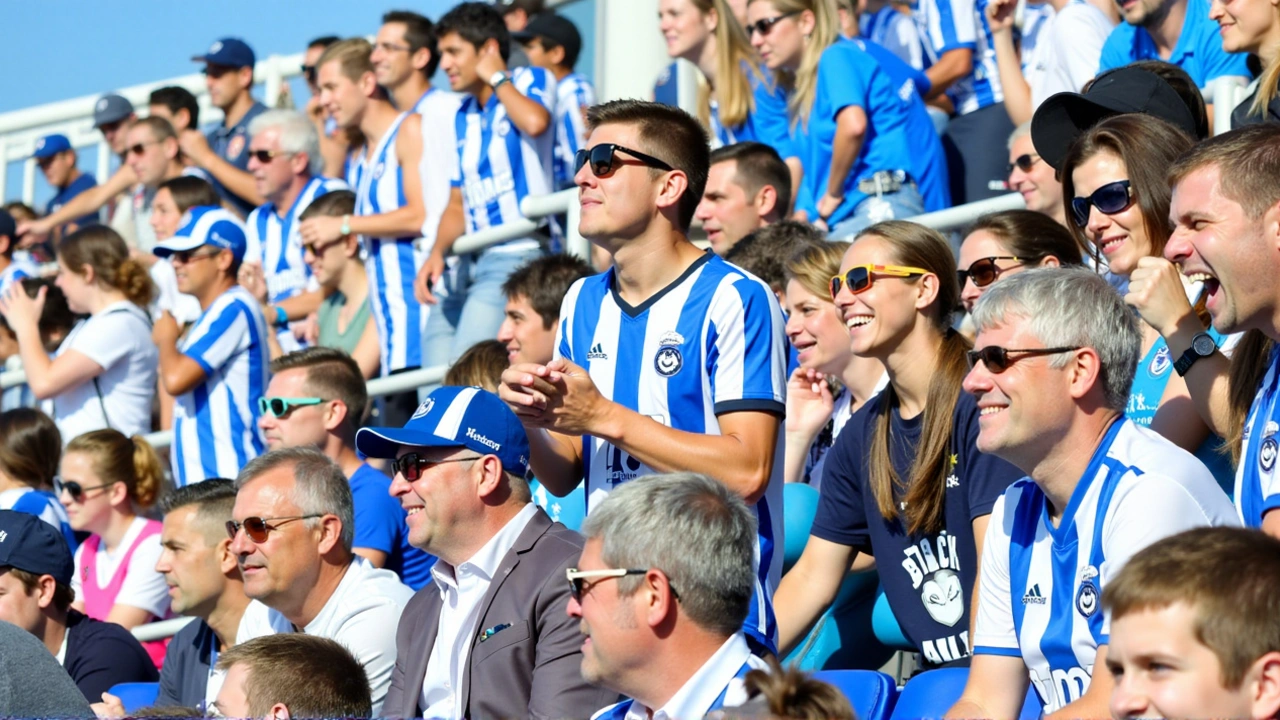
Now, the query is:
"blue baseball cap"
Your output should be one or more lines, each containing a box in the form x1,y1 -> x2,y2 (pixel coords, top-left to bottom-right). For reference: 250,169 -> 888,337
32,134 -> 71,160
0,510 -> 74,586
356,386 -> 531,478
154,205 -> 247,262
192,38 -> 256,69
93,93 -> 134,128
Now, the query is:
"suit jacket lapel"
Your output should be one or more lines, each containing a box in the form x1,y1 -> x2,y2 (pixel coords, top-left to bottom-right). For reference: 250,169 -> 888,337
407,591 -> 443,716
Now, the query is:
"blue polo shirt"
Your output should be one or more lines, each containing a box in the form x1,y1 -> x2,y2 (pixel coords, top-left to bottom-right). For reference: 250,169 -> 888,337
1098,0 -> 1251,88
204,100 -> 267,216
46,173 -> 100,232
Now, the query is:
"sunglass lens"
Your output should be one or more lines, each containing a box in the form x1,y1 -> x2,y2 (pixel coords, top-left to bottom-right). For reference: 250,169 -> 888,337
574,149 -> 588,174
848,267 -> 872,294
394,453 -> 422,482
244,517 -> 268,542
1071,198 -> 1090,227
975,347 -> 1010,372
590,145 -> 614,176
226,521 -> 238,540
829,276 -> 842,299
1094,183 -> 1130,214
971,260 -> 1000,288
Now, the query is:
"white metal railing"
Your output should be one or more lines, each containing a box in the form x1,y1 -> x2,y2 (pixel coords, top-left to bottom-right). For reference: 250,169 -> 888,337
910,192 -> 1026,233
133,616 -> 196,643
450,187 -> 586,259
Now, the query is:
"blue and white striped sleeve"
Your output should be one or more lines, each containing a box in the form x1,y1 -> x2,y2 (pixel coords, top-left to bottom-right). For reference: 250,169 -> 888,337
563,79 -> 595,157
707,275 -> 786,415
925,0 -> 977,54
973,492 -> 1021,655
553,277 -> 585,364
517,67 -> 557,113
182,301 -> 251,377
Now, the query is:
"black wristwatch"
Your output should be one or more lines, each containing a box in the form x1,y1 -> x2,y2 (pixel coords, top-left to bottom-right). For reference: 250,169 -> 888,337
1174,332 -> 1217,377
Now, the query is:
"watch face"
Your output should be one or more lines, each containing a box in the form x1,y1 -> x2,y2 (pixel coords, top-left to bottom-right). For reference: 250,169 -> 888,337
1193,334 -> 1216,355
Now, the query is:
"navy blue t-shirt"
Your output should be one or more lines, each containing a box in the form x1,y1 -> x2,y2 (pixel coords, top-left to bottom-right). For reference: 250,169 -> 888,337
47,173 -> 100,232
63,609 -> 158,702
812,390 -> 1021,667
349,463 -> 436,590
204,101 -> 267,216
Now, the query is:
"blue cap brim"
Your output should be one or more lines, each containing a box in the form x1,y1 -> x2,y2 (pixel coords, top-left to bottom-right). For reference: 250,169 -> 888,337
355,427 -> 466,459
152,235 -> 207,258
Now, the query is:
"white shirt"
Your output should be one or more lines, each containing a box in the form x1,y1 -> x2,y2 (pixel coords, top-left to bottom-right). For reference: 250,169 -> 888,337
237,556 -> 412,717
1026,0 -> 1115,110
71,516 -> 171,618
414,87 -> 463,253
149,259 -> 203,325
52,301 -> 158,442
419,504 -> 538,719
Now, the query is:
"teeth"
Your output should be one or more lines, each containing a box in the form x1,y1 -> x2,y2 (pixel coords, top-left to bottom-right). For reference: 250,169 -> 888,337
980,406 -> 1004,416
407,508 -> 423,516
1186,272 -> 1215,283
846,316 -> 873,328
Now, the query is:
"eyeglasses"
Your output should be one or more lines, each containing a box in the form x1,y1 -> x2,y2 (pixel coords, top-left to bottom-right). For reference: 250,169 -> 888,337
745,10 -> 801,37
1007,153 -> 1041,175
829,264 -> 930,299
574,143 -> 673,178
125,140 -> 161,157
958,257 -> 1024,289
170,247 -> 223,265
392,452 -> 479,482
966,345 -> 1082,373
301,64 -> 317,85
1071,180 -> 1133,228
54,477 -> 116,501
258,397 -> 325,418
227,515 -> 325,543
249,149 -> 285,164
566,567 -> 675,601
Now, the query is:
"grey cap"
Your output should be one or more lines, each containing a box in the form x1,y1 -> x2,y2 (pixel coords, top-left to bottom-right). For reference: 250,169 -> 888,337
92,93 -> 134,128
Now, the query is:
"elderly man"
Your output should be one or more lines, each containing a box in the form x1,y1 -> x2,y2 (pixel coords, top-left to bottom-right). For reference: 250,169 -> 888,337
356,385 -> 616,720
947,268 -> 1237,720
568,472 -> 769,719
213,634 -> 372,720
231,447 -> 412,716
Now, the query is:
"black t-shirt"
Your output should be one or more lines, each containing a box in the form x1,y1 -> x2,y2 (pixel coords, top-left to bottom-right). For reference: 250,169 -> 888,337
64,610 -> 158,702
811,391 -> 1022,668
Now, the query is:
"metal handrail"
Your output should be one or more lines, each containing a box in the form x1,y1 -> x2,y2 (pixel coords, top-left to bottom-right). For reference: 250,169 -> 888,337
909,193 -> 1026,233
133,616 -> 196,643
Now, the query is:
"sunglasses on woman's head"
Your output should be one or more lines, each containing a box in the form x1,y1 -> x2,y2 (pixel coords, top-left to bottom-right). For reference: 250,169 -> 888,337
1007,153 -> 1041,175
966,345 -> 1081,373
226,515 -> 325,543
828,264 -> 930,300
958,257 -> 1023,288
745,10 -> 800,37
574,143 -> 673,178
1071,180 -> 1133,227
54,477 -> 115,501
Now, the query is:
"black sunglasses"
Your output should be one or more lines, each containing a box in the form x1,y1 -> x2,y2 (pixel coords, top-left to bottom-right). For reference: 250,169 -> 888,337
302,64 -> 317,84
958,256 -> 1024,289
249,149 -> 283,164
226,514 -> 325,543
1007,153 -> 1041,175
170,247 -> 223,265
745,10 -> 801,37
392,452 -> 478,482
54,477 -> 116,501
574,143 -> 673,178
1071,180 -> 1133,227
967,345 -> 1082,373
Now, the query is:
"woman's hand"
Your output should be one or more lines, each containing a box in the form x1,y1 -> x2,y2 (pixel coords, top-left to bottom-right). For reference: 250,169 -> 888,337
0,282 -> 45,338
786,367 -> 836,441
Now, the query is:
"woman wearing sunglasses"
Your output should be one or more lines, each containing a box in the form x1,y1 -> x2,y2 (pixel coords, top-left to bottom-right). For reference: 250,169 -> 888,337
1061,113 -> 1234,487
1213,0 -> 1280,125
0,225 -> 157,443
59,429 -> 170,668
958,210 -> 1083,314
0,408 -> 75,549
782,241 -> 886,488
774,221 -> 1023,666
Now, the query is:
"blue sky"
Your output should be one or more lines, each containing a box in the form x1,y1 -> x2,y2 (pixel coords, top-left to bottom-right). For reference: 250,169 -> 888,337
1,0 -> 596,207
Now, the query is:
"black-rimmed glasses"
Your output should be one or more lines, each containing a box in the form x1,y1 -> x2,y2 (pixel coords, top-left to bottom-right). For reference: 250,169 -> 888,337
574,143 -> 673,178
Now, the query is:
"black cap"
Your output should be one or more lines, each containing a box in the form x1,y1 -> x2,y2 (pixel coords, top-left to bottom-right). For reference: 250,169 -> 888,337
0,510 -> 75,586
513,13 -> 582,66
0,208 -> 15,242
1031,67 -> 1198,171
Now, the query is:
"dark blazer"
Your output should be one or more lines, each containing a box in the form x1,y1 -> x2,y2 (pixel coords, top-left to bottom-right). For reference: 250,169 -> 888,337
155,619 -> 215,708
383,507 -> 618,720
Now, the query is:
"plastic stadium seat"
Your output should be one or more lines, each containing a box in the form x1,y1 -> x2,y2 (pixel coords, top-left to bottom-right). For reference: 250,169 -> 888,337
108,682 -> 159,713
814,670 -> 899,720
783,483 -> 821,573
889,667 -> 1044,720
784,569 -> 892,672
871,586 -> 914,651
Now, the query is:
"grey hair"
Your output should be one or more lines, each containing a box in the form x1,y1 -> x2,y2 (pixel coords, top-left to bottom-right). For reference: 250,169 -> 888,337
581,472 -> 757,637
235,447 -> 355,554
971,267 -> 1140,411
1008,121 -> 1032,151
248,109 -> 322,176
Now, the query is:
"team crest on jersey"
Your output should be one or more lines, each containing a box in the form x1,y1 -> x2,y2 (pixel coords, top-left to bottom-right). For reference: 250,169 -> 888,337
654,331 -> 685,377
1075,566 -> 1100,618
373,162 -> 386,180
494,117 -> 512,137
1148,346 -> 1172,377
1262,437 -> 1278,472
226,135 -> 245,160
411,398 -> 435,420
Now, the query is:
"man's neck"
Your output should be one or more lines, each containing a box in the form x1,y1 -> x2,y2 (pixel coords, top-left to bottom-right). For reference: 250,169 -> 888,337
37,613 -> 68,658
881,327 -> 944,418
391,75 -> 432,113
61,168 -> 83,192
222,93 -> 257,129
335,261 -> 368,303
1028,410 -> 1123,526
161,161 -> 186,184
606,228 -> 706,307
359,100 -> 402,157
435,502 -> 527,568
198,277 -> 238,311
328,439 -> 365,478
284,559 -> 351,630
1143,0 -> 1187,56
271,175 -> 312,216
551,66 -> 572,82
206,584 -> 252,650
630,630 -> 731,713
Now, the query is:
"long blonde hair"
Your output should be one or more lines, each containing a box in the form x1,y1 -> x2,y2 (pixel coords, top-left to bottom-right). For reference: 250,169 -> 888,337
751,0 -> 840,126
1253,48 -> 1280,117
687,0 -> 766,130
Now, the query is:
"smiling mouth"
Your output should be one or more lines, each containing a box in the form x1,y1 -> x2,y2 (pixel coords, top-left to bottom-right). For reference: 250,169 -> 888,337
846,315 -> 872,329
980,405 -> 1006,416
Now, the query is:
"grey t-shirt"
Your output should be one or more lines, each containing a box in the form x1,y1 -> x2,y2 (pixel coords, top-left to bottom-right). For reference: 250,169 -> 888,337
0,620 -> 94,717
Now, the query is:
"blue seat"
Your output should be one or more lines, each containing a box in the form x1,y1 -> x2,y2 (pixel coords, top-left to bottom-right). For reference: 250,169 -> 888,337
529,478 -> 587,532
814,670 -> 899,720
108,682 -> 160,713
871,586 -> 914,651
785,569 -> 891,672
783,483 -> 821,573
888,667 -> 1044,720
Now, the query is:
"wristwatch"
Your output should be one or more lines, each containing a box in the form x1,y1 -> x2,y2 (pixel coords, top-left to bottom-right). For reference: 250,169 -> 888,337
1174,332 -> 1217,377
489,70 -> 511,90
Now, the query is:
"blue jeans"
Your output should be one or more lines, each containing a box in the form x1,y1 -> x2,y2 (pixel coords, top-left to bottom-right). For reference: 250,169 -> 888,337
421,243 -> 546,396
828,184 -> 926,240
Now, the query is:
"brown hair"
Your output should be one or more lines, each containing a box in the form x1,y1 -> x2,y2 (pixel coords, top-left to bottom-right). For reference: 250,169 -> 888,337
0,408 -> 61,488
1168,123 -> 1280,222
710,141 -> 794,217
686,0 -> 765,130
857,220 -> 969,535
270,347 -> 369,437
0,567 -> 75,614
157,175 -> 220,213
501,253 -> 594,329
586,100 -> 710,231
57,225 -> 155,307
1103,526 -> 1280,688
966,210 -> 1083,267
64,430 -> 163,509
784,239 -> 850,300
134,115 -> 177,144
726,220 -> 826,292
1227,330 -> 1275,466
444,340 -> 510,392
300,189 -> 356,220
741,658 -> 856,720
316,38 -> 375,85
216,634 -> 371,718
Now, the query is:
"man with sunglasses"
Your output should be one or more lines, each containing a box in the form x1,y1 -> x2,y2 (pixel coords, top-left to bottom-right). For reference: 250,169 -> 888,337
181,37 -> 268,216
569,472 -> 768,720
948,267 -> 1236,720
232,447 -> 412,717
153,206 -> 270,487
1007,124 -> 1066,227
499,99 -> 788,657
353,385 -> 614,720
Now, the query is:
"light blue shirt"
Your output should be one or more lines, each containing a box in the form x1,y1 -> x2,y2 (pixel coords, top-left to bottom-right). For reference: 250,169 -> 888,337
1098,0 -> 1251,88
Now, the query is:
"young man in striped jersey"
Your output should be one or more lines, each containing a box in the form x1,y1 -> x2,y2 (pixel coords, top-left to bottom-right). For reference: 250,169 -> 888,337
949,268 -> 1236,720
241,110 -> 346,355
498,99 -> 787,655
153,207 -> 271,486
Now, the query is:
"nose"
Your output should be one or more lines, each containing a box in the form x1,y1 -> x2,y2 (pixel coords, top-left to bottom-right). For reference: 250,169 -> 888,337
960,277 -> 981,310
1208,0 -> 1224,19
1109,675 -> 1150,720
228,525 -> 254,556
257,412 -> 276,432
497,318 -> 515,344
388,472 -> 410,498
1086,203 -> 1112,236
575,162 -> 596,190
961,358 -> 991,396
1164,227 -> 1193,264
566,593 -> 583,619
1008,165 -> 1028,188
784,311 -> 803,340
154,549 -> 172,574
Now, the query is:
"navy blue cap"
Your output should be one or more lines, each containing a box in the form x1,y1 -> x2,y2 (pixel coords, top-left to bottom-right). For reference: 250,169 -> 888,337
154,206 -> 247,262
32,134 -> 71,160
0,208 -> 14,241
356,386 -> 531,478
0,510 -> 74,586
93,93 -> 134,128
192,38 -> 256,69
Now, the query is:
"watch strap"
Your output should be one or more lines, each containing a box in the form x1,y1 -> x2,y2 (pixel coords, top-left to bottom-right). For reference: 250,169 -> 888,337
1174,332 -> 1216,377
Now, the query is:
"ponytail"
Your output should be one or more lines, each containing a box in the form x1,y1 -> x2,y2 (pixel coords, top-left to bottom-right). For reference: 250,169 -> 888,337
65,429 -> 164,511
57,226 -> 156,309
130,435 -> 164,509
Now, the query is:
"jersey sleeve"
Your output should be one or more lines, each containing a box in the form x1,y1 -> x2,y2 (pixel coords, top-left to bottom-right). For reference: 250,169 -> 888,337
819,45 -> 871,118
244,209 -> 266,266
182,302 -> 251,377
113,534 -> 171,618
972,492 -> 1021,654
708,276 -> 786,415
810,408 -> 874,550
516,67 -> 557,113
553,278 -> 586,364
924,0 -> 978,54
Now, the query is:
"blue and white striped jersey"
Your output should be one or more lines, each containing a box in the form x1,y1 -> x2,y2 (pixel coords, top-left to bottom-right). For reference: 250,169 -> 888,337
171,286 -> 270,487
913,0 -> 1005,114
351,112 -> 426,375
552,73 -> 595,189
554,253 -> 787,652
1236,345 -> 1280,527
453,66 -> 556,249
974,418 -> 1238,713
0,260 -> 34,295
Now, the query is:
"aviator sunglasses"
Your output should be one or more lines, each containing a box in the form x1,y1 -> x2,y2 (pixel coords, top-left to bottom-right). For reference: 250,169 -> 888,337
226,515 -> 325,543
958,257 -> 1024,288
1007,153 -> 1041,175
1070,180 -> 1133,228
